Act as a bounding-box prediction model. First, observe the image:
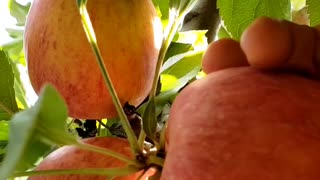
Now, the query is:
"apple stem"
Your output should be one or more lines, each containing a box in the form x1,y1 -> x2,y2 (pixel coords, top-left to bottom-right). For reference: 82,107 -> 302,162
0,102 -> 14,116
11,166 -> 141,178
138,130 -> 147,148
77,2 -> 141,155
143,9 -> 189,148
75,141 -> 143,167
149,20 -> 180,99
146,154 -> 165,167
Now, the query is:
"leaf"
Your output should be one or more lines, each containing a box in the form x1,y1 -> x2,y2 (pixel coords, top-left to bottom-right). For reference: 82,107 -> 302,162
1,31 -> 28,109
161,31 -> 206,73
163,50 -> 203,78
0,85 -> 77,180
0,121 -> 9,141
8,0 -> 31,26
306,0 -> 320,26
0,49 -> 18,119
291,0 -> 306,10
153,0 -> 170,26
0,141 -> 7,152
161,30 -> 207,73
218,25 -> 232,39
142,97 -> 157,139
1,37 -> 25,65
5,27 -> 24,39
170,0 -> 199,16
14,77 -> 28,109
217,0 -> 291,40
164,42 -> 192,62
174,30 -> 208,50
138,66 -> 201,119
160,74 -> 179,92
10,61 -> 28,109
157,67 -> 201,105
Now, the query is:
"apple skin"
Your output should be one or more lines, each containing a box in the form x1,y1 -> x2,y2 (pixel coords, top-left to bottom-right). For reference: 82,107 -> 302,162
162,67 -> 320,179
29,137 -> 144,180
24,0 -> 162,119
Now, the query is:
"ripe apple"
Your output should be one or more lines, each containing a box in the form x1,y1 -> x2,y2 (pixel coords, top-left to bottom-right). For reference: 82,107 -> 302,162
29,137 -> 146,180
24,0 -> 162,119
162,67 -> 320,179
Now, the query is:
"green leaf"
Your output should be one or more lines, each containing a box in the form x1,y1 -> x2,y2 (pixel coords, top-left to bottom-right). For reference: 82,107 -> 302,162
163,50 -> 203,78
158,67 -> 201,105
217,0 -> 291,40
0,140 -> 7,152
174,31 -> 208,49
292,0 -> 306,10
14,76 -> 28,109
164,42 -> 192,62
218,25 -> 232,39
138,66 -> 201,119
306,0 -> 320,26
0,121 -> 9,141
153,0 -> 170,26
1,38 -> 25,65
8,0 -> 31,26
0,49 -> 18,119
160,74 -> 179,92
5,28 -> 24,39
170,0 -> 199,16
0,85 -> 77,180
10,61 -> 28,109
142,97 -> 157,140
161,30 -> 207,73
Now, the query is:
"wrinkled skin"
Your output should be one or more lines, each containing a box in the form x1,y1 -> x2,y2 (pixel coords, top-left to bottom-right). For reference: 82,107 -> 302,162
25,0 -> 162,119
162,67 -> 320,180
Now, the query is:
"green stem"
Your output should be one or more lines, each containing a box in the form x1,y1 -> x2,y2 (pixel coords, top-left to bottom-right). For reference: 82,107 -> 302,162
138,13 -> 184,146
75,139 -> 143,167
149,14 -> 183,99
146,155 -> 165,167
0,102 -> 14,116
77,1 -> 141,155
138,130 -> 147,149
11,166 -> 141,178
159,122 -> 167,151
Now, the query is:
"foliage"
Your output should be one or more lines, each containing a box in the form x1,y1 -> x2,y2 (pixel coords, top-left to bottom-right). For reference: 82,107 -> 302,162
0,0 -> 319,179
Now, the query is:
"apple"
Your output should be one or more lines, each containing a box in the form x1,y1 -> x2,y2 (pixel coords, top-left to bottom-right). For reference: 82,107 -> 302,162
24,0 -> 162,119
29,137 -> 148,180
162,67 -> 320,179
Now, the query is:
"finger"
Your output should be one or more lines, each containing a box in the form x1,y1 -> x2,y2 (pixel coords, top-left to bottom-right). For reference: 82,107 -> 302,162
240,16 -> 292,69
282,21 -> 318,77
202,38 -> 248,74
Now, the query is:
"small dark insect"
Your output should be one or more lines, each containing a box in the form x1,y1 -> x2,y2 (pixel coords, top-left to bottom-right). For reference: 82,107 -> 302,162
75,119 -> 97,138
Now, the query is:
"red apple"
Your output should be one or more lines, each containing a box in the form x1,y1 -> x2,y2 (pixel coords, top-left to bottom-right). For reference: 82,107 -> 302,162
29,137 -> 146,180
162,67 -> 320,179
24,0 -> 162,119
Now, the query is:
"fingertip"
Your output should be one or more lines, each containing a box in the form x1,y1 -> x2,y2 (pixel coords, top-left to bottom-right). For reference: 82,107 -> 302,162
202,38 -> 248,74
240,16 -> 292,69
